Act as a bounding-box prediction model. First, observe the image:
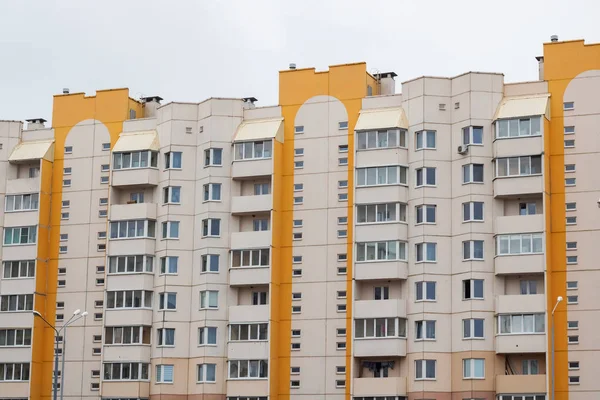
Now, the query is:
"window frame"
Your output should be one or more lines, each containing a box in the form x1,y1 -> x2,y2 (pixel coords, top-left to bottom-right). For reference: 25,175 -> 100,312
356,129 -> 407,151
415,130 -> 436,150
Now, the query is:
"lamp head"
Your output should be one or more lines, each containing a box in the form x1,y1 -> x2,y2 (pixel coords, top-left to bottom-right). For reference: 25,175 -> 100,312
81,311 -> 89,317
557,296 -> 563,302
73,309 -> 81,315
33,310 -> 42,317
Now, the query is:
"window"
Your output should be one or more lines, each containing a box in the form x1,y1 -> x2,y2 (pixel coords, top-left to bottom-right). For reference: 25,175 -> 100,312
294,161 -> 304,169
495,156 -> 542,177
102,143 -> 111,151
161,221 -> 180,239
61,212 -> 69,220
415,242 -> 437,262
294,148 -> 304,156
354,317 -> 406,338
293,196 -> 303,205
99,210 -> 107,218
462,126 -> 483,145
102,362 -> 149,380
522,359 -> 539,375
564,139 -> 575,148
336,366 -> 346,375
292,292 -> 302,300
338,180 -> 348,188
463,359 -> 484,379
229,323 -> 268,341
415,167 -> 436,187
294,125 -> 304,134
564,125 -> 575,135
337,266 -> 347,274
96,265 -> 105,274
336,342 -> 346,350
0,363 -> 30,381
564,101 -> 574,110
199,327 -> 218,345
462,164 -> 484,184
463,202 -> 484,222
565,164 -> 576,172
338,157 -> 348,166
291,342 -> 301,350
415,359 -> 436,380
228,360 -> 268,379
157,328 -> 175,346
112,151 -> 158,170
232,249 -> 270,268
337,230 -> 347,238
569,376 -> 580,385
163,186 -> 181,204
566,216 -> 577,225
357,203 -> 407,224
234,140 -> 272,160
99,197 -> 108,206
204,148 -> 223,166
565,177 -> 576,186
567,295 -> 578,304
520,280 -> 538,295
5,193 -> 39,212
0,328 -> 32,346
568,335 -> 579,344
3,226 -> 37,245
566,202 -> 576,211
338,144 -> 348,153
356,241 -> 407,262
201,219 -> 220,237
101,164 -> 109,172
496,233 -> 543,255
197,364 -> 216,383
62,200 -> 70,208
415,320 -> 436,340
416,281 -> 436,301
64,146 -> 73,154
335,380 -> 346,388
293,183 -> 303,192
59,245 -> 68,253
415,204 -> 435,224
356,166 -> 408,186
498,313 -> 545,334
568,361 -> 580,370
200,291 -> 218,309
337,216 -> 347,225
463,318 -> 484,339
91,369 -> 100,377
201,254 -> 219,272
357,129 -> 406,150
247,184 -> 269,198
495,117 -> 541,138
292,255 -> 302,263
108,255 -> 154,274
164,151 -> 182,169
3,261 -> 35,279
106,290 -> 153,309
291,329 -> 301,338
160,257 -> 178,275
104,326 -> 151,345
374,286 -> 388,300
337,193 -> 348,202
109,220 -> 156,239
292,269 -> 302,277
520,202 -> 537,215
156,365 -> 174,383
338,121 -> 348,130
415,130 -> 436,150
337,290 -> 347,300
253,292 -> 268,305
566,281 -> 578,290
337,253 -> 347,262
158,293 -> 177,310
462,240 -> 484,261
566,242 -> 577,250
463,279 -> 484,300
57,280 -> 66,288
0,294 -> 34,312
337,304 -> 346,312
291,366 -> 300,375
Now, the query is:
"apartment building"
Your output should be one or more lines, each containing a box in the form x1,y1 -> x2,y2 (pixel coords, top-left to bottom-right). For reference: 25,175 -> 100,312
0,37 -> 599,400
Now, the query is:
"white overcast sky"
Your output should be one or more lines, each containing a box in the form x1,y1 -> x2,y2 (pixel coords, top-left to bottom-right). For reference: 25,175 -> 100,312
1,0 -> 599,123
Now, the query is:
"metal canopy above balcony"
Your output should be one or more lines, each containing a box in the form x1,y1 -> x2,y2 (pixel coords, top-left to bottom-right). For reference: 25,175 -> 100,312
113,130 -> 159,152
8,139 -> 54,163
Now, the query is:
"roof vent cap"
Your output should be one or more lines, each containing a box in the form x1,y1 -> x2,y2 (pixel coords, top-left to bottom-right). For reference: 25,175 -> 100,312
550,35 -> 559,42
289,63 -> 296,70
62,88 -> 69,94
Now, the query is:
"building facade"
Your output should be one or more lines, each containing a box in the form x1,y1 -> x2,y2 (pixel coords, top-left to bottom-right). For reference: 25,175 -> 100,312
0,38 -> 599,400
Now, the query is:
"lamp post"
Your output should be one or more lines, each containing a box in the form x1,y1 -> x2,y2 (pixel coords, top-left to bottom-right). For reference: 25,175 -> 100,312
551,296 -> 563,400
33,309 -> 88,400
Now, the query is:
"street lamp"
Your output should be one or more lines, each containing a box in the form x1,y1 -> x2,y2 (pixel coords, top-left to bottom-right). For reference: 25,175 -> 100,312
33,309 -> 88,400
551,296 -> 563,400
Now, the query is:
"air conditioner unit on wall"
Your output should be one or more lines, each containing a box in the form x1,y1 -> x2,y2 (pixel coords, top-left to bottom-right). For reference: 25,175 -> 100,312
457,145 -> 468,155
